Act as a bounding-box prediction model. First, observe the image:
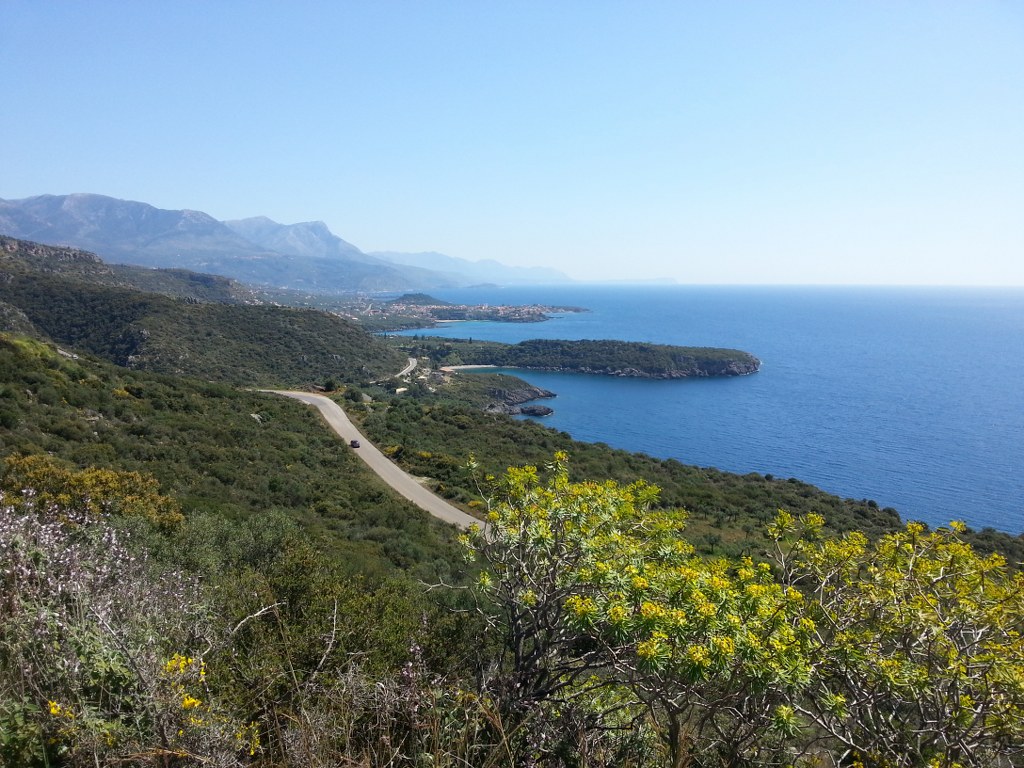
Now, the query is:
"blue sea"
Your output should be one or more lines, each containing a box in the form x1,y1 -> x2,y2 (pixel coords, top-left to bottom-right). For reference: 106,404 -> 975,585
394,286 -> 1024,535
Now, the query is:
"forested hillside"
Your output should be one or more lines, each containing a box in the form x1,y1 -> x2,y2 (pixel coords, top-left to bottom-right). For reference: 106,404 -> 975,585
396,336 -> 761,377
0,242 -> 407,386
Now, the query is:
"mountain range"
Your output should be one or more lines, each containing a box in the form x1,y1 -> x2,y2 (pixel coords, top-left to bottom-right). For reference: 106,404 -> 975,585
0,193 -> 572,293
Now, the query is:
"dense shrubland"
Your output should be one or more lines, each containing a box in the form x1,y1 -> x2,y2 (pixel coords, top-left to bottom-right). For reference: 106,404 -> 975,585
393,336 -> 760,377
4,454 -> 1023,767
0,334 -> 461,576
0,269 -> 406,385
460,455 -> 1024,767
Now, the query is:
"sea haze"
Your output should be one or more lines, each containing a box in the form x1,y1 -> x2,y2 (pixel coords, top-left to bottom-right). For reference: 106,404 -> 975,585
395,285 -> 1024,535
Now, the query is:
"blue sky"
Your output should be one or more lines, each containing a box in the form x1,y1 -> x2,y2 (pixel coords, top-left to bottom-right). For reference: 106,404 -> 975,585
2,2 -> 1022,284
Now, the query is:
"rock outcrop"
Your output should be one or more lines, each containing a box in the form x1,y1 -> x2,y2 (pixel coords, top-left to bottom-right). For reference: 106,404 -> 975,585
483,383 -> 556,416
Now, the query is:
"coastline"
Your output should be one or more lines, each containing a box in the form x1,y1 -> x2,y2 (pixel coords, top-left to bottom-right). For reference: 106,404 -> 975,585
395,285 -> 1024,534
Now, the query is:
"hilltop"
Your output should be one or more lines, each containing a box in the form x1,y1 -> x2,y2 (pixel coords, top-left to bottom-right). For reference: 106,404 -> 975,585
2,234 -> 251,302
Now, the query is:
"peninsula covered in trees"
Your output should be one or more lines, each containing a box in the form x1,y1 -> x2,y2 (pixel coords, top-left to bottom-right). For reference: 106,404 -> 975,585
395,336 -> 761,378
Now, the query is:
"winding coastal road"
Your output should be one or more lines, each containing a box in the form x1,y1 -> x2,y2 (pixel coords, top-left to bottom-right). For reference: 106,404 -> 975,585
264,390 -> 479,529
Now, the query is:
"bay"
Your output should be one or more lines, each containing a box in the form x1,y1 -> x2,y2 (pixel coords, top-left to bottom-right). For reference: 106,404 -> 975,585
394,285 -> 1024,534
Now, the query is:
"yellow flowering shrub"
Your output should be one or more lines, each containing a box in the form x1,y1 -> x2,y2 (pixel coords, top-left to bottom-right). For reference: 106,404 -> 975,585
772,511 -> 1024,767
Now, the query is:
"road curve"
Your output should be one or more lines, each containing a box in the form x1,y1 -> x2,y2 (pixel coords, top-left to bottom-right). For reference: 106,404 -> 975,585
397,357 -> 417,378
262,390 -> 479,529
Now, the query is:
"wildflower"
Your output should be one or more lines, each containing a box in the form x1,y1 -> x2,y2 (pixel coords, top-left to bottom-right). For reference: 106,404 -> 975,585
639,601 -> 663,620
687,644 -> 711,667
607,603 -> 628,623
565,594 -> 597,618
164,653 -> 194,675
637,632 -> 669,662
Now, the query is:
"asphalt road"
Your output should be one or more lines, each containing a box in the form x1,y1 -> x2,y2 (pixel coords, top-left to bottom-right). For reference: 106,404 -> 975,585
264,390 -> 480,529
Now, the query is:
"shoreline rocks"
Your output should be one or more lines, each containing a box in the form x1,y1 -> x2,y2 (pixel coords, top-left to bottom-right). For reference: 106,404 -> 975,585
483,383 -> 557,416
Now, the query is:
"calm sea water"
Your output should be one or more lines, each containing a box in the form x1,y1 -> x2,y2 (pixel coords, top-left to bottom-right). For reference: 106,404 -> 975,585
395,286 -> 1024,534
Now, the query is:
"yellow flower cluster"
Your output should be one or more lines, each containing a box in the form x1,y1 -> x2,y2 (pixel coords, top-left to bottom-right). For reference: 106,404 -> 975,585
630,575 -> 649,591
686,644 -> 711,668
163,652 -> 207,681
711,635 -> 735,659
607,603 -> 629,623
639,601 -> 664,620
235,722 -> 261,757
565,594 -> 598,618
636,631 -> 669,661
164,653 -> 194,676
708,575 -> 731,591
691,593 -> 717,619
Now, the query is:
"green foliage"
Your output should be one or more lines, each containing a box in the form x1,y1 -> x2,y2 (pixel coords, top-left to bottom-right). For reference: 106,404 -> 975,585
0,332 -> 463,577
773,514 -> 1024,767
5,443 -> 1024,767
393,336 -> 760,377
0,270 -> 407,386
464,455 -> 812,766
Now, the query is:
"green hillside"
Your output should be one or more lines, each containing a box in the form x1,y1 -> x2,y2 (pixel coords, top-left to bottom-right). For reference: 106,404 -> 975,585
0,333 -> 460,574
0,240 -> 407,386
395,336 -> 761,377
1,234 -> 246,302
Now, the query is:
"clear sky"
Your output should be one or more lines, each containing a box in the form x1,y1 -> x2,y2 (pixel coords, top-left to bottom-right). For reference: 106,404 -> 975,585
2,2 -> 1022,285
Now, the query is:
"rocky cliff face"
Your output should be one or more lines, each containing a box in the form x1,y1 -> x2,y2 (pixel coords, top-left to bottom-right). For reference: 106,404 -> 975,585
1,235 -> 109,273
483,383 -> 556,416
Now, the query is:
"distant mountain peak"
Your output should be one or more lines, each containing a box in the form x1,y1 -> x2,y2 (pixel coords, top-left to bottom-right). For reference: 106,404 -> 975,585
223,216 -> 363,260
0,192 -> 576,293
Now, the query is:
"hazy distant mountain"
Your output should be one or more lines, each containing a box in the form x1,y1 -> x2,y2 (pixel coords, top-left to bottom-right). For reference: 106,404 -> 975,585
223,216 -> 458,290
0,193 -> 572,292
224,216 -> 365,261
0,193 -> 267,267
0,194 -> 450,292
371,250 -> 574,286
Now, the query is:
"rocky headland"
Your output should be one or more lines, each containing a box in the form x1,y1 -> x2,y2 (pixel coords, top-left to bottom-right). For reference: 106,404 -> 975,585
482,383 -> 556,416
